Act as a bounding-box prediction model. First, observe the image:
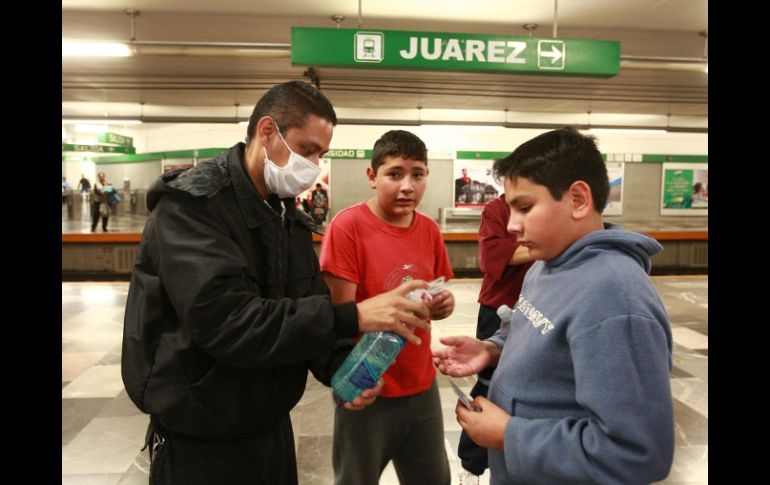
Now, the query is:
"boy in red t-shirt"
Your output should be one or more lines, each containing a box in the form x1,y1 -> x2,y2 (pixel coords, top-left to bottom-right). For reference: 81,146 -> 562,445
320,130 -> 454,485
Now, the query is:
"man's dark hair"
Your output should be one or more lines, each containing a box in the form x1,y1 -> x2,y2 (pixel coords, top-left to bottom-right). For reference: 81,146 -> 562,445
245,81 -> 337,145
492,127 -> 609,212
370,130 -> 427,172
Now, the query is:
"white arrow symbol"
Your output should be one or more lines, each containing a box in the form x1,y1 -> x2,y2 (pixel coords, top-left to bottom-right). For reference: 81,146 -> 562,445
540,45 -> 563,64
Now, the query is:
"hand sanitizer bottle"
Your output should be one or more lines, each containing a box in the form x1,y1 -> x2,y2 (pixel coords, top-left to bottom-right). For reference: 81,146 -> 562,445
331,277 -> 446,402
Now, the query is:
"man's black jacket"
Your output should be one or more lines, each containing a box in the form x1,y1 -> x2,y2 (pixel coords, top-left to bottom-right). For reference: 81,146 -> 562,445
121,143 -> 358,439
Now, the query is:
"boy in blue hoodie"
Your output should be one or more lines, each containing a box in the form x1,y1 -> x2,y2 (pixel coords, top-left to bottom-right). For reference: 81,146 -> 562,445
432,127 -> 674,485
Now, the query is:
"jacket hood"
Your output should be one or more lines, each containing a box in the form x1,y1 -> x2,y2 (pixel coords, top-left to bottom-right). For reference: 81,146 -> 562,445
547,222 -> 662,274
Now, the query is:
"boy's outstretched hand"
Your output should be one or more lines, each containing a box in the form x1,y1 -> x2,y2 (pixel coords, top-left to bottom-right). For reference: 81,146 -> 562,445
432,336 -> 500,377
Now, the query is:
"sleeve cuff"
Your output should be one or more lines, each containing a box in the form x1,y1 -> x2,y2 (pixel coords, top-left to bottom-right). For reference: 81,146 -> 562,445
332,301 -> 359,339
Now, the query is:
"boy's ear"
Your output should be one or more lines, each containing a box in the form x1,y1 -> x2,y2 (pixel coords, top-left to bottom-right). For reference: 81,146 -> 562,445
567,181 -> 594,219
366,167 -> 377,189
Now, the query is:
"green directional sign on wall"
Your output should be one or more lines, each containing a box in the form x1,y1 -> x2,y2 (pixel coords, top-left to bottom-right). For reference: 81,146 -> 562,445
325,149 -> 372,159
62,143 -> 136,154
292,27 -> 620,77
98,132 -> 133,147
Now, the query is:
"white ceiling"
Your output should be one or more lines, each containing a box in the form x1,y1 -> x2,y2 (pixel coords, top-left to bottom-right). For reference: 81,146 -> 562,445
62,0 -> 708,124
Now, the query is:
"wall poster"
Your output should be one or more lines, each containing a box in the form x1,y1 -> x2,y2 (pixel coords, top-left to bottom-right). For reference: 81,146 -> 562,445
603,162 -> 625,216
660,162 -> 708,215
453,157 -> 504,208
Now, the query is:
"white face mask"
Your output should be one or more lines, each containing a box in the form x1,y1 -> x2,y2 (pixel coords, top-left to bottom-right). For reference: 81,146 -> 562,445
263,123 -> 321,198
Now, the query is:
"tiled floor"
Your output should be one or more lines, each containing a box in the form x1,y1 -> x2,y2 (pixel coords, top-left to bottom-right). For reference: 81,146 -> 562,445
62,277 -> 708,484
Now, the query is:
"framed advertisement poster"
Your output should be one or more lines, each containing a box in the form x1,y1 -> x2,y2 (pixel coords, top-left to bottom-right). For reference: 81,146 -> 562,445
603,162 -> 624,216
660,162 -> 708,216
453,153 -> 507,207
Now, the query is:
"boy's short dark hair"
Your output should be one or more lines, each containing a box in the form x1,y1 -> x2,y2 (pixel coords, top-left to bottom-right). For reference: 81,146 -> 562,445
245,81 -> 337,145
492,127 -> 609,212
371,130 -> 428,172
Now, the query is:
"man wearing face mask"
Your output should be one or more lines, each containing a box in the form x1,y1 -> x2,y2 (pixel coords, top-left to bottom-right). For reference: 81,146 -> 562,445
121,81 -> 434,485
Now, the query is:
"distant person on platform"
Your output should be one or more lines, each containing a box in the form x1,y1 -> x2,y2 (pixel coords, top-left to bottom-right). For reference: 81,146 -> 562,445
62,177 -> 71,203
120,80 -> 433,485
310,182 -> 329,225
433,127 -> 674,485
91,172 -> 109,232
77,174 -> 91,195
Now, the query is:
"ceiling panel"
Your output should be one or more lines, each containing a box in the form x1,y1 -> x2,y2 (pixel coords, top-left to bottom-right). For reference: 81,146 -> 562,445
62,1 -> 708,122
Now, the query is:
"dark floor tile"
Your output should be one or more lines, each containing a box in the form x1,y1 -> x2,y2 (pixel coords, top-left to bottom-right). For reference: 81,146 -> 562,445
62,397 -> 111,446
116,452 -> 150,484
670,367 -> 694,379
672,399 -> 708,446
98,351 -> 122,365
98,390 -> 146,418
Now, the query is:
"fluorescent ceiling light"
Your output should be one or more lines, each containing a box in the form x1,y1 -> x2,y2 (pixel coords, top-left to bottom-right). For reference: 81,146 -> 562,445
588,127 -> 667,134
62,119 -> 142,125
62,41 -> 132,57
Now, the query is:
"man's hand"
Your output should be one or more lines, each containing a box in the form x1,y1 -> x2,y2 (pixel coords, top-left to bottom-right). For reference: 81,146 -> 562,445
357,279 -> 430,345
342,378 -> 384,411
426,290 -> 454,320
432,336 -> 498,377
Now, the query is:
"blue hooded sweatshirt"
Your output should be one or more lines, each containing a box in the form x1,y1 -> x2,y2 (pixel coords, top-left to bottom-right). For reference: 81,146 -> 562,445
486,223 -> 674,485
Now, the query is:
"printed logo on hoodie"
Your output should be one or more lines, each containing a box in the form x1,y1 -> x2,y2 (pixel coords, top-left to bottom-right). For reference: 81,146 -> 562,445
516,294 -> 554,335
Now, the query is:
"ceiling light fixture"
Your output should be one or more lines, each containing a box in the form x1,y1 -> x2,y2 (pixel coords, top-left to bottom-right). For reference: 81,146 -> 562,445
587,127 -> 667,135
62,119 -> 143,125
62,41 -> 132,57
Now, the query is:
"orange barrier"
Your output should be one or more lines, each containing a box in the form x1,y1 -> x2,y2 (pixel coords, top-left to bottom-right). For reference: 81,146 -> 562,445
646,231 -> 708,241
62,233 -> 142,244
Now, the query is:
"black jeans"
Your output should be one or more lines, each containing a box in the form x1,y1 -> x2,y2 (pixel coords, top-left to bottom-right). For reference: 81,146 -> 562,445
90,202 -> 108,231
457,304 -> 500,475
146,415 -> 298,485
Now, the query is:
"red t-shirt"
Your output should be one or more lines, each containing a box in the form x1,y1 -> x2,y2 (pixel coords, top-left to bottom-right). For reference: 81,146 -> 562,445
320,202 -> 454,397
478,195 -> 533,308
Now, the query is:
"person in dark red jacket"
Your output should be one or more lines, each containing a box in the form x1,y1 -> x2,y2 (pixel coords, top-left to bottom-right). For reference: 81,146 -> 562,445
457,194 -> 533,482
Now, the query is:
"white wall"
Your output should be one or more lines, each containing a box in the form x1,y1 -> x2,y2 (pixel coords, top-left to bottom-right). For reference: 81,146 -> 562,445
137,122 -> 708,157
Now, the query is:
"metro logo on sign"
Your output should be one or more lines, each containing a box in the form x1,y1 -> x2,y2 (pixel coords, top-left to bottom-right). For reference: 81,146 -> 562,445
355,32 -> 384,63
292,27 -> 619,77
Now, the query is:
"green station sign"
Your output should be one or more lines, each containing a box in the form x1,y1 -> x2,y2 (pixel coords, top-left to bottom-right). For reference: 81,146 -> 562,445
325,149 -> 372,159
292,27 -> 620,77
62,143 -> 136,154
98,132 -> 133,147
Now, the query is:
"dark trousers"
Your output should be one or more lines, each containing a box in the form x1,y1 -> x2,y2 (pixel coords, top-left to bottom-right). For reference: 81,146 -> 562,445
146,415 -> 298,485
90,202 -> 109,231
332,380 -> 450,485
458,304 -> 501,475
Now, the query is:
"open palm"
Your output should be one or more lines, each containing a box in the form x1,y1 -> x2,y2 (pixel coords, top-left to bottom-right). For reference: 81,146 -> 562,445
432,336 -> 493,377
